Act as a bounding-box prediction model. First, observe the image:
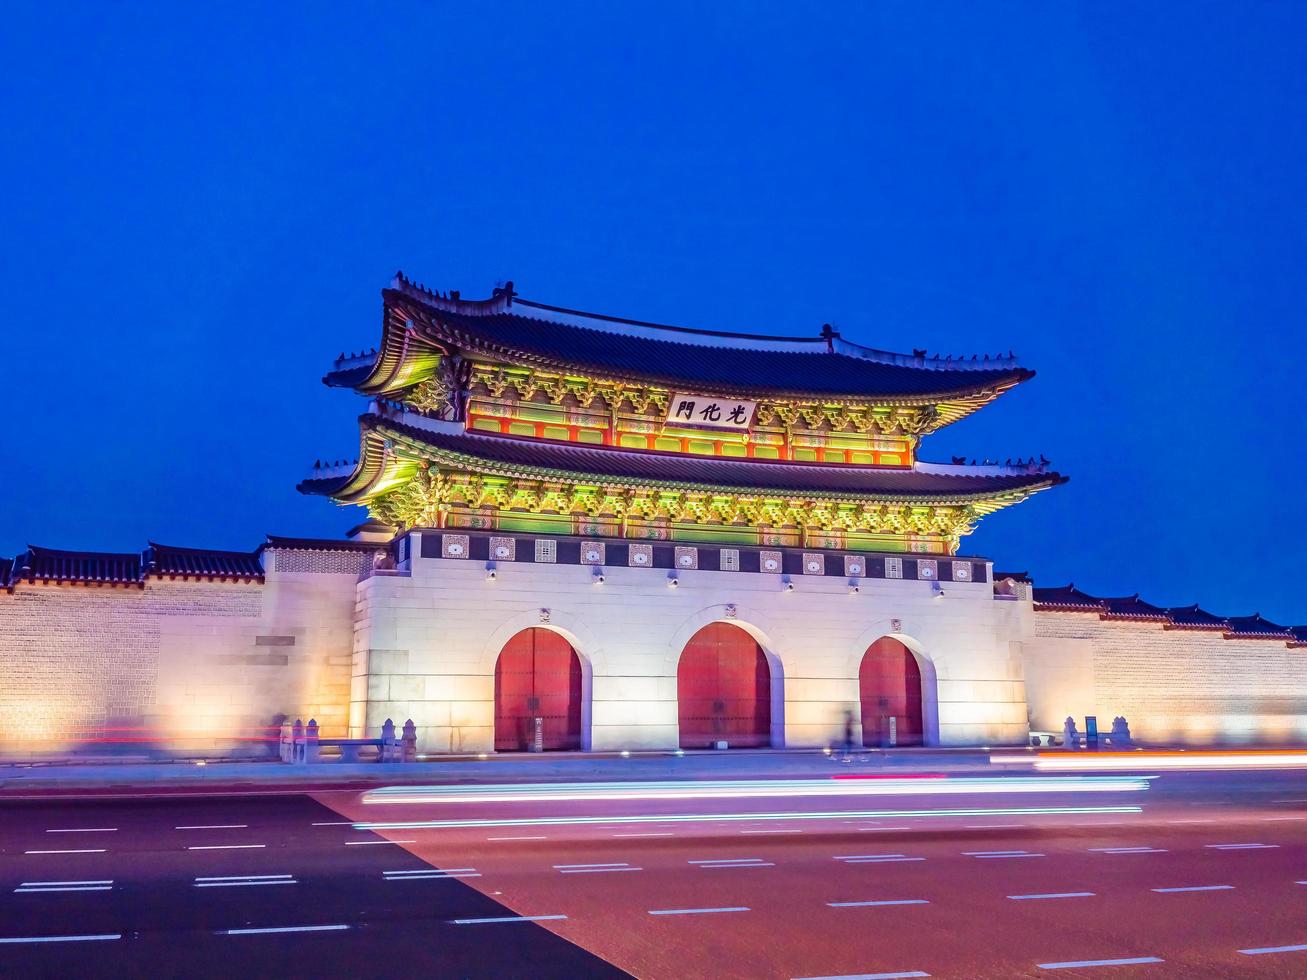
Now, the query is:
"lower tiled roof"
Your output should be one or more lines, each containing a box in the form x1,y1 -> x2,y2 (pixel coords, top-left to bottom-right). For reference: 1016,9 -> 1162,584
144,543 -> 263,580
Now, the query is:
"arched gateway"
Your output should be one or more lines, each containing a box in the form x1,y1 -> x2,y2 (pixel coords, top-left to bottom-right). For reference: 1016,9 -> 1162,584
859,636 -> 924,747
494,628 -> 583,751
677,622 -> 771,749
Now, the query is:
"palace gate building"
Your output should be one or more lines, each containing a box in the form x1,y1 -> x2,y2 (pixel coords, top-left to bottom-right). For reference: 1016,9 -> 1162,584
4,274 -> 1306,755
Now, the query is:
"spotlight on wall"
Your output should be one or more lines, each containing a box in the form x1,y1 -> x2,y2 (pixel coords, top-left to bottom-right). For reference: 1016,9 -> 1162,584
784,578 -> 795,592
932,581 -> 946,598
593,570 -> 606,585
668,575 -> 680,589
485,562 -> 497,582
849,582 -> 860,594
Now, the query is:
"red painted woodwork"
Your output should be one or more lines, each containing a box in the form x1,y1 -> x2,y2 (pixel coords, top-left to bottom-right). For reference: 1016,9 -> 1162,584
494,628 -> 583,751
859,637 -> 924,747
677,622 -> 771,749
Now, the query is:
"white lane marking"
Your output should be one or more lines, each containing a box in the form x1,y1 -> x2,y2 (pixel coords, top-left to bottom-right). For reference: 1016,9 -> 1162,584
964,824 -> 1027,829
1152,885 -> 1233,893
742,829 -> 803,835
487,836 -> 547,841
841,857 -> 925,864
384,872 -> 480,880
553,863 -> 630,869
45,828 -> 117,834
791,972 -> 930,980
193,878 -> 291,888
196,880 -> 298,888
24,849 -> 106,855
835,854 -> 908,860
1273,799 -> 1307,804
451,915 -> 568,925
176,824 -> 248,830
343,840 -> 416,846
1262,816 -> 1307,822
963,850 -> 1043,859
226,925 -> 350,935
312,821 -> 354,826
1089,847 -> 1167,854
1239,944 -> 1307,955
1206,843 -> 1279,850
1165,819 -> 1214,824
15,886 -> 114,893
20,880 -> 112,887
1036,957 -> 1164,969
1007,892 -> 1095,901
827,899 -> 929,908
612,832 -> 674,838
187,844 -> 266,851
648,906 -> 750,916
560,866 -> 643,874
0,934 -> 121,944
857,826 -> 912,832
687,858 -> 764,864
386,868 -> 475,875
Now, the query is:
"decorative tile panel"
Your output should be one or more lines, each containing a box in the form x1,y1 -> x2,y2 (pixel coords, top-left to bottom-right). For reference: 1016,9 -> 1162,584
719,549 -> 740,572
917,559 -> 938,580
534,539 -> 557,563
489,537 -> 516,561
844,555 -> 866,578
952,561 -> 972,582
580,541 -> 606,565
802,552 -> 825,575
441,534 -> 470,559
885,556 -> 903,579
760,550 -> 783,574
628,543 -> 653,568
674,546 -> 699,570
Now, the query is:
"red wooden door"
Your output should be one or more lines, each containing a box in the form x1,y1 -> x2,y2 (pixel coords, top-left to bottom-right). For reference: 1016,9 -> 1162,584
859,637 -> 923,747
494,628 -> 583,751
677,623 -> 771,749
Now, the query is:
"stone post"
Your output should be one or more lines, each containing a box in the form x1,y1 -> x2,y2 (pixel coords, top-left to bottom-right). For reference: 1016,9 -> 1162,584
1063,716 -> 1079,751
380,718 -> 397,762
401,719 -> 417,762
279,721 -> 293,763
292,718 -> 304,763
305,718 -> 320,764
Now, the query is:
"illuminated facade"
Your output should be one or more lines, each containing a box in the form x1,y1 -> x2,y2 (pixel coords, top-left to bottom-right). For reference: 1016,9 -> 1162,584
3,274 -> 1304,756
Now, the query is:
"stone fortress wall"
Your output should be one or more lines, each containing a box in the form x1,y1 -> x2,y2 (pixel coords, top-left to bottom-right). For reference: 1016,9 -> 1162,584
3,535 -> 1305,755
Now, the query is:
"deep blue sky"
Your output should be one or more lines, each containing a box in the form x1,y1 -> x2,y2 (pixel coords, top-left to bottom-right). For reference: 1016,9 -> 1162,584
2,4 -> 1304,621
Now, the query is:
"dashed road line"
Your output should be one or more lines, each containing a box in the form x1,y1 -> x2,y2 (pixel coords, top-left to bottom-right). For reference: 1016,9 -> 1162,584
1007,892 -> 1095,901
963,850 -> 1043,859
195,874 -> 297,888
1151,885 -> 1233,893
45,828 -> 117,834
964,824 -> 1027,829
554,862 -> 642,874
225,925 -> 349,935
187,844 -> 266,851
742,829 -> 803,835
1089,847 -> 1167,855
648,906 -> 750,916
791,972 -> 929,980
15,880 -> 114,894
1238,944 -> 1307,956
487,835 -> 548,841
827,899 -> 929,908
24,849 -> 106,855
0,934 -> 121,945
176,824 -> 248,830
1036,956 -> 1163,970
343,839 -> 415,846
451,915 -> 568,925
612,832 -> 674,838
312,821 -> 354,826
1206,843 -> 1278,851
384,869 -> 480,880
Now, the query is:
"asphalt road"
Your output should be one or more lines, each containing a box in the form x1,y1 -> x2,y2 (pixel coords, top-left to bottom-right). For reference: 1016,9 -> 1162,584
6,763 -> 1307,978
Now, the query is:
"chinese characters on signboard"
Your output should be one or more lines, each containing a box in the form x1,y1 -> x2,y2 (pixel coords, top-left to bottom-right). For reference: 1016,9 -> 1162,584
664,393 -> 757,431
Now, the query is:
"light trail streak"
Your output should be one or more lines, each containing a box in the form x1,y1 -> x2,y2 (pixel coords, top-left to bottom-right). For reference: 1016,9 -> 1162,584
1002,750 -> 1307,772
362,775 -> 1149,806
353,805 -> 1143,832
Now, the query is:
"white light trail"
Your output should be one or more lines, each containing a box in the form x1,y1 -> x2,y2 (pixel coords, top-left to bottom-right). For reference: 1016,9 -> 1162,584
1011,751 -> 1307,772
362,775 -> 1149,806
354,805 -> 1143,832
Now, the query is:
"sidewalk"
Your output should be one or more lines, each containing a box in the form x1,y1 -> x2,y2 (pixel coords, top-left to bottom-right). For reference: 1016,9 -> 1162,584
0,747 -> 1001,799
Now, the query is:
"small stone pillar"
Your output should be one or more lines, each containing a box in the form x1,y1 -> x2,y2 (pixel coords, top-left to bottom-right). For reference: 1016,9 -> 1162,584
380,718 -> 397,762
1063,716 -> 1079,751
292,718 -> 305,763
401,719 -> 417,762
304,718 -> 320,764
279,721 -> 293,763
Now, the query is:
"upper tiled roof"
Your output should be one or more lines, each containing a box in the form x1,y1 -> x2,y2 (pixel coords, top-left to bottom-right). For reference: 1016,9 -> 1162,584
299,414 -> 1066,503
1223,614 -> 1294,640
1164,604 -> 1230,631
1100,594 -> 1170,621
143,543 -> 263,581
1031,584 -> 1105,611
11,546 -> 143,585
325,274 -> 1033,403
